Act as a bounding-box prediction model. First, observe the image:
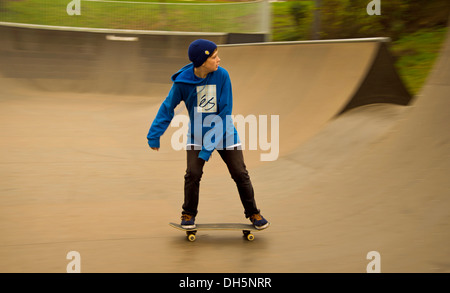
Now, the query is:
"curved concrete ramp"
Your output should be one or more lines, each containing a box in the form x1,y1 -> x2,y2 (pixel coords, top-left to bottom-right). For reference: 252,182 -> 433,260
219,39 -> 411,163
0,24 -> 228,96
0,22 -> 448,273
0,25 -> 411,165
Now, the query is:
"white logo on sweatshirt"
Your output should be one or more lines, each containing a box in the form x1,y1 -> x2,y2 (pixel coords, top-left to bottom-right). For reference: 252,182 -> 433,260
197,85 -> 217,113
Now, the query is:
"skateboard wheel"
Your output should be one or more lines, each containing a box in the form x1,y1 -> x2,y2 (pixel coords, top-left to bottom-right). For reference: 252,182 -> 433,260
187,234 -> 196,242
246,233 -> 255,241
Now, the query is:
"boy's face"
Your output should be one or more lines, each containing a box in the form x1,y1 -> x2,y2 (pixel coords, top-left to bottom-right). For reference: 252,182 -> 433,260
202,49 -> 220,72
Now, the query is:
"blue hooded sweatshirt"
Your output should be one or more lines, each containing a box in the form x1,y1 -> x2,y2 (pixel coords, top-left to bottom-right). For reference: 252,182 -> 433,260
147,63 -> 240,161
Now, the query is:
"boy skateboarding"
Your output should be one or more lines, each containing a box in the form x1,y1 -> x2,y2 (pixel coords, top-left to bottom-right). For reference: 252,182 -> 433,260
147,39 -> 269,230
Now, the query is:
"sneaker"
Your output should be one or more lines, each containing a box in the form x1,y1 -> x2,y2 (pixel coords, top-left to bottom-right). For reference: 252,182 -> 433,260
250,213 -> 269,230
181,214 -> 196,229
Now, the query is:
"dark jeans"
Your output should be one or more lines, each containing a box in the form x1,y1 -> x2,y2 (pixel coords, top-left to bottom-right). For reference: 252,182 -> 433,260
183,146 -> 259,218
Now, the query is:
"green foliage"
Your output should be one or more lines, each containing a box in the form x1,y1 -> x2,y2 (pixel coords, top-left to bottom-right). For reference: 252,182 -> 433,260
0,0 -> 266,32
272,1 -> 314,41
271,1 -> 449,96
290,1 -> 308,26
319,0 -> 450,41
0,0 -> 4,11
390,27 -> 448,95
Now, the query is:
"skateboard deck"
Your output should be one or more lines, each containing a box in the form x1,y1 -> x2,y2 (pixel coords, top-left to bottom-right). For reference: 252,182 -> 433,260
169,222 -> 269,242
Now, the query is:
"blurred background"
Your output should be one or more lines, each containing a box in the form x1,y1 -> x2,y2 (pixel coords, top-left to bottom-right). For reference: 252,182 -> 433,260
1,0 -> 449,94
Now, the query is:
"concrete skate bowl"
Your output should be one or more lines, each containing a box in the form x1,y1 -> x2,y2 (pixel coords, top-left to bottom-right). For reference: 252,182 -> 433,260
0,22 -> 449,273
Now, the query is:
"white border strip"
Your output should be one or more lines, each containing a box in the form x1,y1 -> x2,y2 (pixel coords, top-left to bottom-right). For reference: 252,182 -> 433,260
0,21 -> 227,36
106,35 -> 139,41
219,37 -> 391,47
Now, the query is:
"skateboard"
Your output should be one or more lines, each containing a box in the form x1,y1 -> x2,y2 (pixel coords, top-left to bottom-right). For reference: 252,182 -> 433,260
169,222 -> 269,242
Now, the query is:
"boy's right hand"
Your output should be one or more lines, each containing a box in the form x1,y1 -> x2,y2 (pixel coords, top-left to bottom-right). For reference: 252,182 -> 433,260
151,147 -> 159,151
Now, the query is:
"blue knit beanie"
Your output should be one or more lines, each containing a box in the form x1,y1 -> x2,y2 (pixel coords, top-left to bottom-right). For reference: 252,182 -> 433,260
188,39 -> 217,68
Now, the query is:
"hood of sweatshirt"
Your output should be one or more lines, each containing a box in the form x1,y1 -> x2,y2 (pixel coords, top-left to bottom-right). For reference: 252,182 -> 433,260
171,63 -> 205,85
